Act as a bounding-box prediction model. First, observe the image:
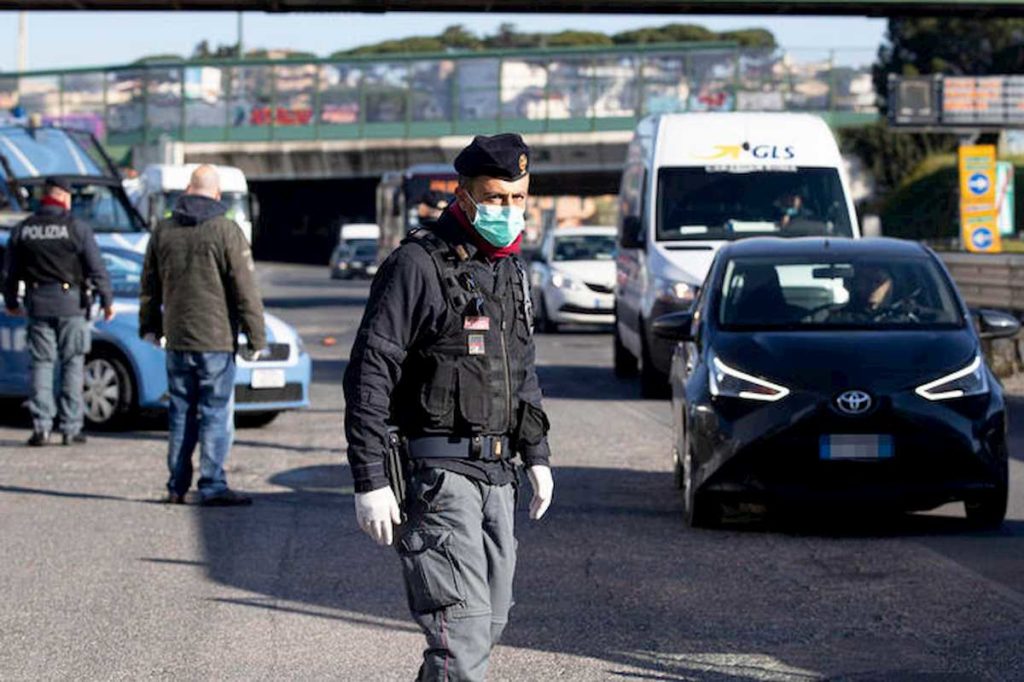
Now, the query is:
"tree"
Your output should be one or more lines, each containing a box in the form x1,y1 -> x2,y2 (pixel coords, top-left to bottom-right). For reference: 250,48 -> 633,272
546,31 -> 614,48
439,25 -> 481,51
191,39 -> 241,60
718,29 -> 776,49
873,18 -> 1024,109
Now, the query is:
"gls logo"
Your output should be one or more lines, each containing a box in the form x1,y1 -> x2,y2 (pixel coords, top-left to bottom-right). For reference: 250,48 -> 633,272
695,142 -> 796,161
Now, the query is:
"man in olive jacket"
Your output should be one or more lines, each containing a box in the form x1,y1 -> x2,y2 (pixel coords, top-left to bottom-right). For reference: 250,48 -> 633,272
140,165 -> 265,506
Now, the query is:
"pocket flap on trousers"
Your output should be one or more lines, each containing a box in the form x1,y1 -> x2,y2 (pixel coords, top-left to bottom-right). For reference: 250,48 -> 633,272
399,528 -> 452,555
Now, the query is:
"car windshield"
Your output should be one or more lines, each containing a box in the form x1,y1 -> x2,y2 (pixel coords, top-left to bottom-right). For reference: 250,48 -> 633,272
656,167 -> 854,242
352,243 -> 377,259
552,234 -> 615,261
163,191 -> 248,223
25,182 -> 141,233
717,255 -> 963,330
101,250 -> 143,297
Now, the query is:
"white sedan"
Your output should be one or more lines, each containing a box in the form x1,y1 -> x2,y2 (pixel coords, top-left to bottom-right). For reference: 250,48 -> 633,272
529,226 -> 616,332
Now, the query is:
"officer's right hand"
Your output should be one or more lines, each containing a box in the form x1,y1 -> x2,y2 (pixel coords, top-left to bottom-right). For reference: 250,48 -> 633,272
354,486 -> 402,546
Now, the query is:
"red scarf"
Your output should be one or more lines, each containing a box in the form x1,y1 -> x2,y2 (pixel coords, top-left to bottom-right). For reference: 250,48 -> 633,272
41,196 -> 69,211
450,203 -> 522,260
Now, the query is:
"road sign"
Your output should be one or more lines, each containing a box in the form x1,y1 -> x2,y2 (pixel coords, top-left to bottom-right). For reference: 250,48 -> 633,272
996,161 -> 1015,236
959,145 -> 996,206
961,209 -> 1003,253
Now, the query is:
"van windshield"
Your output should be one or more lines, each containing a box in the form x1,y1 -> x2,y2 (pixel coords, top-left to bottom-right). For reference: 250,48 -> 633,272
163,191 -> 248,223
656,167 -> 854,242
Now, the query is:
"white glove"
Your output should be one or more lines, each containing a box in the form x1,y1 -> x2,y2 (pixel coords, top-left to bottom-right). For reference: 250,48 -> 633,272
354,486 -> 402,546
527,465 -> 553,521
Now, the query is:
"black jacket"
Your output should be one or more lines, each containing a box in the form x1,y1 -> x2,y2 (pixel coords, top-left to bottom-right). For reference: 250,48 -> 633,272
139,194 -> 265,352
3,204 -> 112,318
343,209 -> 551,493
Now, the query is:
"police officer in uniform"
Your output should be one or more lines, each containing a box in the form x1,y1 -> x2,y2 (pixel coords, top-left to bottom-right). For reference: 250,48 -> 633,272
3,177 -> 114,446
344,134 -> 554,681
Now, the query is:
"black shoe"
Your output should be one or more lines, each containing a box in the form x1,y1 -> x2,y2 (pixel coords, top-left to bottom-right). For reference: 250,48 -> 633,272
199,489 -> 253,507
164,492 -> 186,505
62,433 -> 87,446
27,431 -> 50,447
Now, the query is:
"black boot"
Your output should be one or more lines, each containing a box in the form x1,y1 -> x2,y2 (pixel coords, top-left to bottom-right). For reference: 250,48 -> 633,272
62,433 -> 88,446
27,431 -> 50,447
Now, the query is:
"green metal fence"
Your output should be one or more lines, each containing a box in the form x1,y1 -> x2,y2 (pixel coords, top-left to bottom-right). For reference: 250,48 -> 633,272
0,42 -> 879,148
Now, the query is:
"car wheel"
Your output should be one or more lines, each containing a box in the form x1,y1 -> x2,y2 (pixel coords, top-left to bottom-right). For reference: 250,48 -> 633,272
83,347 -> 135,429
235,411 -> 280,428
965,459 -> 1008,529
640,327 -> 669,399
537,296 -> 558,334
613,322 -> 638,378
683,447 -> 719,528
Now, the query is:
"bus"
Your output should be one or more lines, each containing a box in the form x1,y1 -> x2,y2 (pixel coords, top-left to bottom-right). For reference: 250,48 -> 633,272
376,163 -> 458,258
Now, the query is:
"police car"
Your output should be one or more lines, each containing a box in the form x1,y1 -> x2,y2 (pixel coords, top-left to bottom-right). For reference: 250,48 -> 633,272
0,237 -> 312,428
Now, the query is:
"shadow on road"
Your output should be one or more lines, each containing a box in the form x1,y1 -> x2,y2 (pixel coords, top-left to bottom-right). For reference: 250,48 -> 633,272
167,462 -> 1024,680
537,364 -> 644,401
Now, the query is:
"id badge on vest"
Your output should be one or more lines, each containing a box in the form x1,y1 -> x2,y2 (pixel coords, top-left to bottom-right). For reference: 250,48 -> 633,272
465,316 -> 489,355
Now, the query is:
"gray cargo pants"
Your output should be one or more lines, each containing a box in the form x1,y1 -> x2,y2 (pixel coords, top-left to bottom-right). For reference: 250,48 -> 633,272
397,467 -> 516,682
26,315 -> 90,435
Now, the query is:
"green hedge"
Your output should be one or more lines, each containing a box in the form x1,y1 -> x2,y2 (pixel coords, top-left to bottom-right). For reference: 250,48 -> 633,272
879,157 -> 1024,241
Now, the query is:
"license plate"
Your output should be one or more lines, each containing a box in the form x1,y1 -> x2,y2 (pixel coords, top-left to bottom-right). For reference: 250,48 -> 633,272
250,368 -> 286,389
820,434 -> 893,460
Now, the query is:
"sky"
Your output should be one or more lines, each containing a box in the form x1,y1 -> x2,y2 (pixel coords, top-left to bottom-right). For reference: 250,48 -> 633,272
0,11 -> 887,73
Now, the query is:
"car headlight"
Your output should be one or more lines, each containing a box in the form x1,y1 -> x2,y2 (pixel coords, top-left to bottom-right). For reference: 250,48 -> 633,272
914,354 -> 988,401
655,276 -> 696,305
551,271 -> 582,291
709,354 -> 790,402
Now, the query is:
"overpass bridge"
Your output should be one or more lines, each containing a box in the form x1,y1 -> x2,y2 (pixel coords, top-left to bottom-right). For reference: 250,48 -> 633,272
2,42 -> 878,261
2,42 -> 877,183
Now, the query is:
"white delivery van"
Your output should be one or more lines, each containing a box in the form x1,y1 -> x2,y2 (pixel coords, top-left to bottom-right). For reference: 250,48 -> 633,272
329,223 -> 381,279
614,113 -> 860,397
131,164 -> 254,243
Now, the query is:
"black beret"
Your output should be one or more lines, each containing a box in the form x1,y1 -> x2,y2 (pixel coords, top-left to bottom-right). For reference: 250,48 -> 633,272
44,176 -> 73,193
453,134 -> 530,181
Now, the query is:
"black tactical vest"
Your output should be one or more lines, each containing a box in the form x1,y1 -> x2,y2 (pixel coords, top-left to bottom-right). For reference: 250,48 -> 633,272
14,211 -> 83,288
394,229 -> 534,438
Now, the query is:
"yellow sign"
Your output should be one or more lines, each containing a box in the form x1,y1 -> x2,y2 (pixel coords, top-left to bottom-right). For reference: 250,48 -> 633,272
958,144 -> 996,206
960,208 -> 1003,253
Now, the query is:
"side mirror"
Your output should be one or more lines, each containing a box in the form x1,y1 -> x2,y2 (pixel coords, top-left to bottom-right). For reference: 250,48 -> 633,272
975,309 -> 1021,340
619,215 -> 645,250
653,311 -> 695,342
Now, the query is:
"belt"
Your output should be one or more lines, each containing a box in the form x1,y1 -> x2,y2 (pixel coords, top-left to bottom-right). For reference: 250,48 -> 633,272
29,281 -> 78,293
407,435 -> 510,461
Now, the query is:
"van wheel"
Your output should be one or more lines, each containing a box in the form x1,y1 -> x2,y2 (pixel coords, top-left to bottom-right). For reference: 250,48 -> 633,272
640,329 -> 669,399
613,324 -> 638,378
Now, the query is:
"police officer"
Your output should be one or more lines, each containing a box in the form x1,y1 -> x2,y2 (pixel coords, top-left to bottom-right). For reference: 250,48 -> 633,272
415,189 -> 449,230
344,134 -> 554,681
2,177 -> 114,446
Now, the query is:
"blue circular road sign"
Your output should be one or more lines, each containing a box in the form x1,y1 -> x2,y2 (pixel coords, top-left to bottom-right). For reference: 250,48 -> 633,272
971,227 -> 994,250
968,172 -> 990,195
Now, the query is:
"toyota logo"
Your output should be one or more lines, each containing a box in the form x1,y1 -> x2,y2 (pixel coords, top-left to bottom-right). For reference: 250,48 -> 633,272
836,390 -> 872,415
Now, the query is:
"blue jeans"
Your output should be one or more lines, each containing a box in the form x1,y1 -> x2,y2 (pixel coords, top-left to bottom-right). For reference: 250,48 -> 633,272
26,315 -> 90,435
166,351 -> 236,499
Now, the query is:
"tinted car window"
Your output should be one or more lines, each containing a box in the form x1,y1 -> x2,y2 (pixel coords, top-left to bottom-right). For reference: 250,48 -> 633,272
718,256 -> 962,330
101,251 -> 143,297
657,167 -> 853,242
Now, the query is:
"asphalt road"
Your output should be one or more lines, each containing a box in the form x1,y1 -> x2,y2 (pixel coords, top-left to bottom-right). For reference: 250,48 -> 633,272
2,262 -> 1024,681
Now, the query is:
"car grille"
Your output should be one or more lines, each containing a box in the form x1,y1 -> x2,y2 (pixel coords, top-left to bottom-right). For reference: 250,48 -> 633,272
255,343 -> 291,362
584,282 -> 613,294
559,304 -> 614,315
236,383 -> 303,404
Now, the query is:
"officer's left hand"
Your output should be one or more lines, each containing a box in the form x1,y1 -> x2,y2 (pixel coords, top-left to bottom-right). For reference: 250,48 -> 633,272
102,305 -> 115,322
527,465 -> 553,521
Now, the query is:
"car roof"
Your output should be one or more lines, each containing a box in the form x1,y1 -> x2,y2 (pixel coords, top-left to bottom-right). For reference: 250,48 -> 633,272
719,237 -> 930,260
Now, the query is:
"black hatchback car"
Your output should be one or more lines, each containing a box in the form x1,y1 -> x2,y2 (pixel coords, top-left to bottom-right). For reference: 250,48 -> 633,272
655,237 -> 1019,528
